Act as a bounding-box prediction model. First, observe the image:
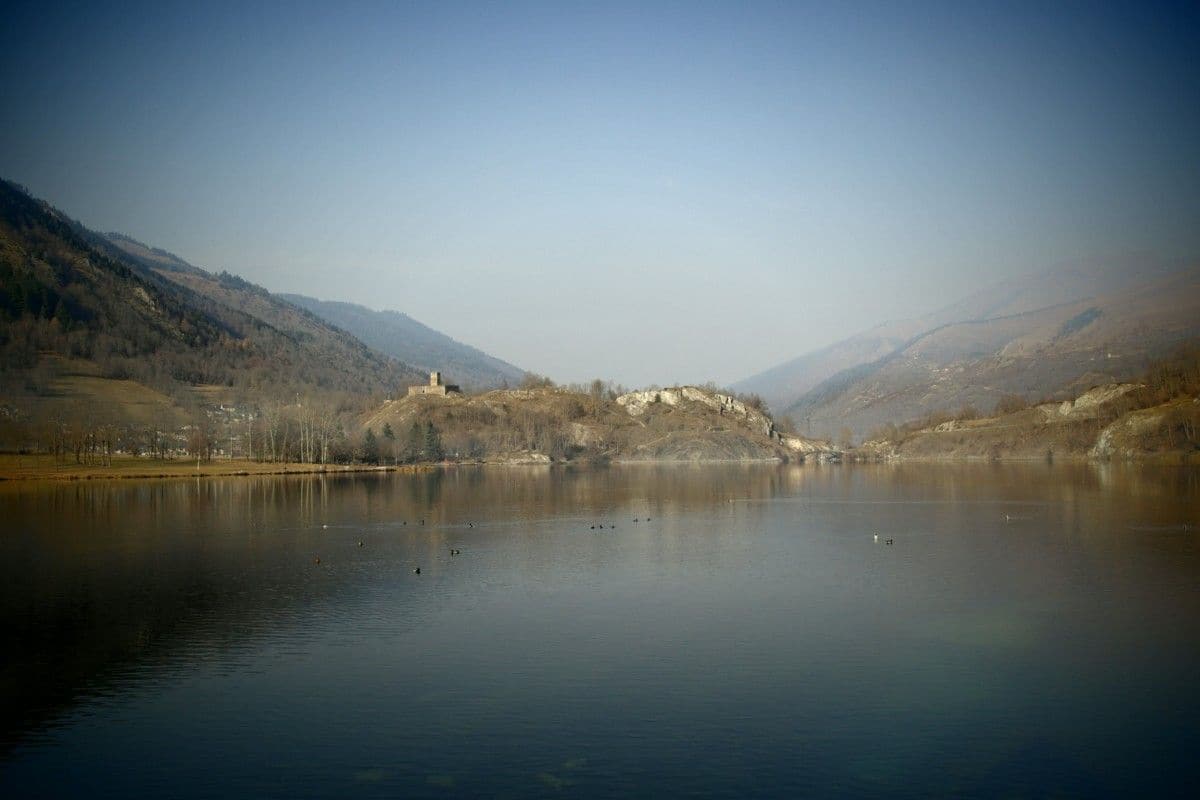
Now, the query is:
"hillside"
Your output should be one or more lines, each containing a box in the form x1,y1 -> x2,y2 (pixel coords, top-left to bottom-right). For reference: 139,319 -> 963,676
280,294 -> 524,391
857,350 -> 1200,462
736,257 -> 1190,415
0,180 -> 422,440
360,385 -> 837,464
777,267 -> 1200,439
102,233 -> 203,275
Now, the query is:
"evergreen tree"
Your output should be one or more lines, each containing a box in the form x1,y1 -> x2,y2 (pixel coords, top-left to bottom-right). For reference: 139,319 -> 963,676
405,421 -> 423,463
362,427 -> 380,464
423,421 -> 444,461
381,422 -> 395,464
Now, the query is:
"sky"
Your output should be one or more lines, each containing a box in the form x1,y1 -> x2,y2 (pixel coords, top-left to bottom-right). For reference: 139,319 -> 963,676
2,1 -> 1198,387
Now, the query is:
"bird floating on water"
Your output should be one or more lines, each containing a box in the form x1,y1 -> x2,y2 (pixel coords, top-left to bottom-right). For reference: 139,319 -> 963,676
874,534 -> 879,543
450,548 -> 461,555
314,556 -> 321,564
413,567 -> 421,574
357,541 -> 363,548
885,538 -> 894,545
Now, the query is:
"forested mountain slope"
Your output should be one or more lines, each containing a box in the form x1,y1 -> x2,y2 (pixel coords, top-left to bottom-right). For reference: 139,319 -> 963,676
0,180 -> 421,425
281,294 -> 524,391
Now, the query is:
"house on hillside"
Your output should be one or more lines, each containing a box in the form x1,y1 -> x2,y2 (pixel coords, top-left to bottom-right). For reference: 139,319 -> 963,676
408,371 -> 461,397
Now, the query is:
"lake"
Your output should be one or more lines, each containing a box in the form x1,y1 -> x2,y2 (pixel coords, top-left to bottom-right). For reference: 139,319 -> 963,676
1,463 -> 1198,798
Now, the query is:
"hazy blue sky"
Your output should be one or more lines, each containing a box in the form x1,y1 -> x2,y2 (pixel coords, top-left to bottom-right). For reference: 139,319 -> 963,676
2,1 -> 1198,386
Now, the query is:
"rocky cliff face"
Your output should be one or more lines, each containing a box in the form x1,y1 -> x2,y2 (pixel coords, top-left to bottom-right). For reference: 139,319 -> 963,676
616,387 -> 776,437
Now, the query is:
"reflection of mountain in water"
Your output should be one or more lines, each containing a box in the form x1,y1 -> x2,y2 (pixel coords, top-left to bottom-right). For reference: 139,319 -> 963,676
2,463 -> 1196,758
0,467 -> 792,752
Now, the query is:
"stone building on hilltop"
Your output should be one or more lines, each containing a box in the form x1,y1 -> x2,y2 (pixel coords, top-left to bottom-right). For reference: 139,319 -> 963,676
408,371 -> 461,397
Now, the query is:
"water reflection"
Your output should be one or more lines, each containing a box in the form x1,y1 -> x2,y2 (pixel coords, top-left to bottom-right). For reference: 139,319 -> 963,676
1,463 -> 1197,798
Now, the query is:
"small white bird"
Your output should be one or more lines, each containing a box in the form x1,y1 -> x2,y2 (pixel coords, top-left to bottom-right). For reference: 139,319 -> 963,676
873,533 -> 879,543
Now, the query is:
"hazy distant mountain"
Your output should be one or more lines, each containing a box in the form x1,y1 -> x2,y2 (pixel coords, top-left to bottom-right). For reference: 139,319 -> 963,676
280,294 -> 524,391
0,179 -> 423,424
778,267 -> 1200,439
735,256 -> 1195,425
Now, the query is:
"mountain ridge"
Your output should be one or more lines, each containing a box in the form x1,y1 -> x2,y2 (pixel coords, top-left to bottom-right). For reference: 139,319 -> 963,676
782,267 -> 1200,439
279,294 -> 525,391
736,256 -> 1198,432
0,179 -> 425,432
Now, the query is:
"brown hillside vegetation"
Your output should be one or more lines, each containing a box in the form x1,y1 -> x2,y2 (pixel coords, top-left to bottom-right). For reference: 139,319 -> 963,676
858,347 -> 1200,461
784,266 -> 1200,439
360,385 -> 837,464
736,257 -> 1191,414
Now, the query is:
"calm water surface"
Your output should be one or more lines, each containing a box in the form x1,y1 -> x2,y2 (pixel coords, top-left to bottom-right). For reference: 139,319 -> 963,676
1,463 -> 1198,798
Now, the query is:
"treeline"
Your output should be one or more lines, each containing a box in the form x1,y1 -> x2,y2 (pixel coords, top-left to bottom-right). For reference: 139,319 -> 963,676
360,421 -> 446,465
0,398 -> 416,466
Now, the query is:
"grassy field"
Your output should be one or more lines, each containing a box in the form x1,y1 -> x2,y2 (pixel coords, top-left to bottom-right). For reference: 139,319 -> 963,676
1,355 -> 243,428
0,454 -> 429,482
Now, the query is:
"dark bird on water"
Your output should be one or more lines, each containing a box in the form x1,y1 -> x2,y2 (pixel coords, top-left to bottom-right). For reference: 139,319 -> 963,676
357,541 -> 364,548
450,548 -> 461,555
413,567 -> 421,574
314,557 -> 321,564
885,539 -> 894,545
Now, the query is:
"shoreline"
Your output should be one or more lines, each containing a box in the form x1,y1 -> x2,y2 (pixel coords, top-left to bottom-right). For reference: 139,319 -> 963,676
0,455 -> 436,482
2,451 -> 1194,483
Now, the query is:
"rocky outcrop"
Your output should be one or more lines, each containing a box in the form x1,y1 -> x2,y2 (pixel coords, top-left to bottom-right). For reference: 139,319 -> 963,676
1052,383 -> 1139,419
615,387 -> 842,462
486,451 -> 552,465
1088,402 -> 1178,459
617,386 -> 776,438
